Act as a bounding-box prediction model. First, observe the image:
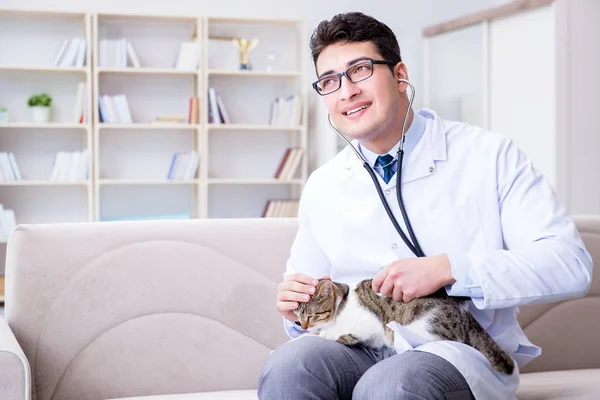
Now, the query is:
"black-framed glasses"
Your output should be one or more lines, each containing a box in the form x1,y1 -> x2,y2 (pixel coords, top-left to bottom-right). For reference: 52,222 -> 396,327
312,59 -> 396,96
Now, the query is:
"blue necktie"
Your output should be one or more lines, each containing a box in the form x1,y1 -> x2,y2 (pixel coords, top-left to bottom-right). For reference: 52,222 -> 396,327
376,154 -> 395,184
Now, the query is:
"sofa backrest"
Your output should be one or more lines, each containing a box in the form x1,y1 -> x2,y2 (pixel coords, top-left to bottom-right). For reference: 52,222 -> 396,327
5,218 -> 297,400
518,215 -> 600,373
4,215 -> 597,399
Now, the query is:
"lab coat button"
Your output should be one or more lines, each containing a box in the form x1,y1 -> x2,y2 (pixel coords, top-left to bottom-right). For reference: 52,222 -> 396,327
392,243 -> 398,249
429,166 -> 434,173
385,190 -> 391,195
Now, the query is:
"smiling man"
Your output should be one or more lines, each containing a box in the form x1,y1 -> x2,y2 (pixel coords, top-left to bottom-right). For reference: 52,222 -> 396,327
257,11 -> 592,400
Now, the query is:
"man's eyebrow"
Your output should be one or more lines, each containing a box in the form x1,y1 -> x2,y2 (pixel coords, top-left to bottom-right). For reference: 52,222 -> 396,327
317,56 -> 371,79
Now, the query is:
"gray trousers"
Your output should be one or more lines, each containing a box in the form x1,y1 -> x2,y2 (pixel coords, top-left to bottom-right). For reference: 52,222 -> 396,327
258,336 -> 475,400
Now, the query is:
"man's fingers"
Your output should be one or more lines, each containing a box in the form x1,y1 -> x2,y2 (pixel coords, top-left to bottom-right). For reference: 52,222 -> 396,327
393,285 -> 404,302
379,278 -> 395,298
279,290 -> 311,303
276,300 -> 299,312
283,281 -> 316,295
285,273 -> 318,286
372,267 -> 388,293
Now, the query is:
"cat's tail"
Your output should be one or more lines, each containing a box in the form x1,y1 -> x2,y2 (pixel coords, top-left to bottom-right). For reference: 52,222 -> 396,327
463,309 -> 515,375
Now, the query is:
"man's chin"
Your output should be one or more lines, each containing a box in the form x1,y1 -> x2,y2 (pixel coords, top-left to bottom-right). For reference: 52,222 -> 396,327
338,129 -> 373,143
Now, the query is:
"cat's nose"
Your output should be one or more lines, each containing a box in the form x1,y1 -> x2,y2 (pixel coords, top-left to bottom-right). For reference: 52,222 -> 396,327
301,321 -> 308,330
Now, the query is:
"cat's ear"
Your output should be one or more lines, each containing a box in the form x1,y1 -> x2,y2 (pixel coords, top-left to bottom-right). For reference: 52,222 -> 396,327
317,279 -> 334,298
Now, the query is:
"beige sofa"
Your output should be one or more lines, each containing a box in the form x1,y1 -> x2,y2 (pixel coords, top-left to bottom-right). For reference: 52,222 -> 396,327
0,216 -> 598,400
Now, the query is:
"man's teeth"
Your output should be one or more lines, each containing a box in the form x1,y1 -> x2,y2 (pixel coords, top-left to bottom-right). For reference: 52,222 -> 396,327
345,105 -> 369,115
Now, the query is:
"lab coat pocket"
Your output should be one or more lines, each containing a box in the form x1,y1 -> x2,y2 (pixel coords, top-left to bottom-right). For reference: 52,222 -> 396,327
421,200 -> 487,255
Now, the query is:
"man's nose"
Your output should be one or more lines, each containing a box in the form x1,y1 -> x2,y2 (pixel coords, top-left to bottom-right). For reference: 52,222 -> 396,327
339,75 -> 360,101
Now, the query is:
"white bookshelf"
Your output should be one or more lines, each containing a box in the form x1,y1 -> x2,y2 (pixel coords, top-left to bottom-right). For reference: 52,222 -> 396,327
0,9 -> 308,247
91,12 -> 307,221
204,16 -> 307,218
92,12 -> 202,222
0,9 -> 94,271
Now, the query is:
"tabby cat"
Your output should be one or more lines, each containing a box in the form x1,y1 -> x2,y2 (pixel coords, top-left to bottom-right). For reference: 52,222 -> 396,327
294,279 -> 514,375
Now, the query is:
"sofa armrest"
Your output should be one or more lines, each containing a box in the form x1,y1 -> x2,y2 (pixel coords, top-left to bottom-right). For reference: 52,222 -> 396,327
0,317 -> 31,400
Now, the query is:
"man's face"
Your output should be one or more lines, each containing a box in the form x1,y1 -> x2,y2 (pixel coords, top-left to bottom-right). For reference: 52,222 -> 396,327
315,41 -> 401,143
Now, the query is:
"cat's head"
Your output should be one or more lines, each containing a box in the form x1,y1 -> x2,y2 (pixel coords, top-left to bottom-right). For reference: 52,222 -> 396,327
294,279 -> 348,332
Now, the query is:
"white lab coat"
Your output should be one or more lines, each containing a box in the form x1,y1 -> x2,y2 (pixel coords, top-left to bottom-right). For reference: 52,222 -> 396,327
284,108 -> 593,399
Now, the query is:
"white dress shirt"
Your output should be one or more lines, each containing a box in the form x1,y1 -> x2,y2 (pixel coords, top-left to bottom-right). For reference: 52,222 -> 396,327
358,109 -> 427,178
283,108 -> 592,399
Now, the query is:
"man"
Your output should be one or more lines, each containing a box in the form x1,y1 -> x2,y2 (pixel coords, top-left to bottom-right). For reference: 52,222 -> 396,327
258,11 -> 592,400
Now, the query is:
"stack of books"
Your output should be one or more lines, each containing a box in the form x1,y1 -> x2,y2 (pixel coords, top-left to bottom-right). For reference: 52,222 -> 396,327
269,95 -> 302,126
0,152 -> 21,181
274,147 -> 304,181
49,150 -> 89,181
74,82 -> 88,123
98,38 -> 141,68
207,88 -> 230,124
152,115 -> 187,124
98,94 -> 133,124
0,203 -> 16,241
262,199 -> 299,218
54,38 -> 87,67
166,151 -> 199,180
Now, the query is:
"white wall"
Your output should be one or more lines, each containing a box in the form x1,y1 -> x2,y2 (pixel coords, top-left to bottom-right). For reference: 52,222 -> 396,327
0,0 -> 510,169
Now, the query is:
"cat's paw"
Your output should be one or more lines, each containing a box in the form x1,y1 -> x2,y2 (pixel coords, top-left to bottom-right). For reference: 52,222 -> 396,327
336,334 -> 361,346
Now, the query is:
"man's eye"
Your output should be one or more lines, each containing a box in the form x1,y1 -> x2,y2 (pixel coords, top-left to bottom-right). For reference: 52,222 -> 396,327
322,78 -> 336,87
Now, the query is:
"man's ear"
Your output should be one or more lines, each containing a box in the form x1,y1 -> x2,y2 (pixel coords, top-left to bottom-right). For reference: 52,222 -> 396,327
395,62 -> 409,92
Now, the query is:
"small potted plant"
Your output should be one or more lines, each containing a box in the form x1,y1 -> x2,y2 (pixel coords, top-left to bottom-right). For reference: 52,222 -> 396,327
28,93 -> 52,123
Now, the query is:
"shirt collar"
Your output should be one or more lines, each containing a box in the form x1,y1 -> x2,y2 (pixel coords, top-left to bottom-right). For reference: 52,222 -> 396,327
358,110 -> 427,167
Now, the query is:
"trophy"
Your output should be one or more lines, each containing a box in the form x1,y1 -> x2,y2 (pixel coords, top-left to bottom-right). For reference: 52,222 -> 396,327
233,37 -> 259,70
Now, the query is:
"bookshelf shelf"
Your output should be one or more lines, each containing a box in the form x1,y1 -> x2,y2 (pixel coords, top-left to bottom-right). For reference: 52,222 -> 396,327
98,123 -> 199,130
207,178 -> 304,185
0,65 -> 88,74
96,11 -> 197,23
97,67 -> 198,76
98,179 -> 200,185
0,180 -> 90,186
208,17 -> 303,26
207,69 -> 302,78
0,123 -> 90,129
208,124 -> 302,131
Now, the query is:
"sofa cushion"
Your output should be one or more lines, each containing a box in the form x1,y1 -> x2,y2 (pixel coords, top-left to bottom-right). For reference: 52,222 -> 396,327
107,390 -> 257,400
517,369 -> 600,400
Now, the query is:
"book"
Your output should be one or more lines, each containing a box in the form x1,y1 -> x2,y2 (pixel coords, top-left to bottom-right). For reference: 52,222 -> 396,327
188,97 -> 199,124
274,147 -> 304,180
262,199 -> 299,218
166,151 -> 199,180
126,41 -> 141,68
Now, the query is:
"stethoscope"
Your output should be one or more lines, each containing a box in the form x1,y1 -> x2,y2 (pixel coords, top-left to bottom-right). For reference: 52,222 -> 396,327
326,79 -> 425,259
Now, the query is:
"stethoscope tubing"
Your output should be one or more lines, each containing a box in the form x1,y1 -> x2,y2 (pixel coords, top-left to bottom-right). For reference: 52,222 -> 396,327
326,78 -> 424,258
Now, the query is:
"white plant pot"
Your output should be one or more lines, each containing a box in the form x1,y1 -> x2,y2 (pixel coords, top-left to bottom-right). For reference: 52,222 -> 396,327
31,106 -> 50,124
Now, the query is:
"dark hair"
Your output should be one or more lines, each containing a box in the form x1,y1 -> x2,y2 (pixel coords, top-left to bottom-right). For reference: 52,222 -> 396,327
310,12 -> 401,72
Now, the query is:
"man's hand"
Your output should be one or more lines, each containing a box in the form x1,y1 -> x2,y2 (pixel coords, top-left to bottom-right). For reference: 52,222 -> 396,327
276,273 -> 330,322
372,254 -> 455,302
